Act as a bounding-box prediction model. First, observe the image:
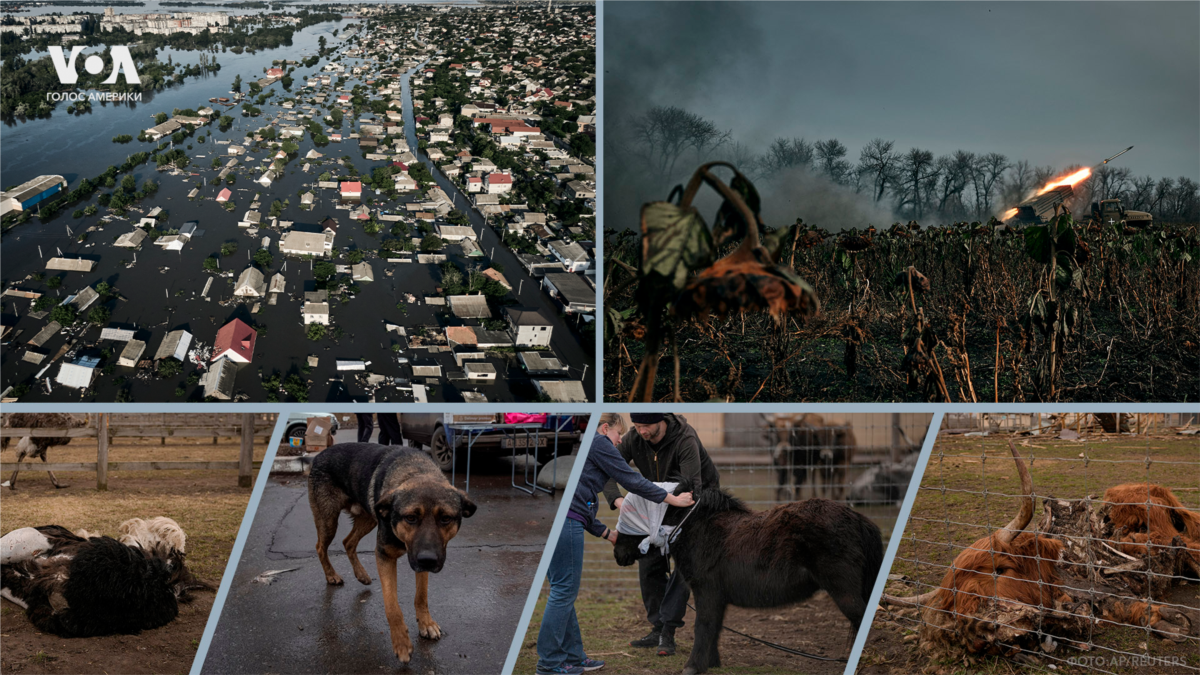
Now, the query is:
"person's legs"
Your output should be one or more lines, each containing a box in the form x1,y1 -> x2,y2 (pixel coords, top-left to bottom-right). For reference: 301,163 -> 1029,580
656,570 -> 692,655
377,413 -> 401,446
632,554 -> 669,646
660,570 -> 691,630
537,519 -> 585,672
356,414 -> 374,443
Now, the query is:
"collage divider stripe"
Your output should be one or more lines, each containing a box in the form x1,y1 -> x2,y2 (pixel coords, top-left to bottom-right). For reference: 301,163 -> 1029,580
593,0 -> 606,406
188,414 -> 286,675
501,414 -> 601,675
842,411 -> 944,675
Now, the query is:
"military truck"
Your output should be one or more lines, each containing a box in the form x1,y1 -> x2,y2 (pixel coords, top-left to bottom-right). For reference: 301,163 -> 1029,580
1007,190 -> 1152,228
1085,198 -> 1153,228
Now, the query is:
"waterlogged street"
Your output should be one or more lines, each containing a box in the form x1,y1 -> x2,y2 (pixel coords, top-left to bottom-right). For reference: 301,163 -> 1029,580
2,5 -> 597,403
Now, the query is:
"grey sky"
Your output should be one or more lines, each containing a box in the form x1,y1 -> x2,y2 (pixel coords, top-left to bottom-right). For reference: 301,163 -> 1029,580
605,1 -> 1199,180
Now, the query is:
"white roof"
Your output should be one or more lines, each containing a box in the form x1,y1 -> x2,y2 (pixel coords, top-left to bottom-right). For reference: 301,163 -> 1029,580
56,362 -> 95,389
99,327 -> 137,341
534,379 -> 588,402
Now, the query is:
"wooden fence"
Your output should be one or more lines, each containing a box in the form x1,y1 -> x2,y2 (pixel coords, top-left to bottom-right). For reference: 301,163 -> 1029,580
0,413 -> 275,489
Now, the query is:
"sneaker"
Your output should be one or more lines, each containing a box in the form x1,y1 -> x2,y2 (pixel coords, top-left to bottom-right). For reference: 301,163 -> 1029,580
575,658 -> 605,671
657,629 -> 677,657
536,666 -> 585,675
630,628 -> 662,648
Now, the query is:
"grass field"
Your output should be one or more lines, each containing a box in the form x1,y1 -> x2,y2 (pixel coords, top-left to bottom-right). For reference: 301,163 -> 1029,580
514,589 -> 853,675
0,436 -> 266,674
860,432 -> 1200,675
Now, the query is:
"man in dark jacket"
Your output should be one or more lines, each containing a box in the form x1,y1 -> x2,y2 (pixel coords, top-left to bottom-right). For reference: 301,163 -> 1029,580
601,413 -> 720,657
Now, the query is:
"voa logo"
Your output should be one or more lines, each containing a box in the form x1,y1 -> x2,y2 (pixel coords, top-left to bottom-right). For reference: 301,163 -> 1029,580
49,46 -> 140,85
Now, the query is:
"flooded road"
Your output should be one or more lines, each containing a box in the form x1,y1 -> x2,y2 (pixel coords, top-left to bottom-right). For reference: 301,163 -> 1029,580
2,26 -> 594,402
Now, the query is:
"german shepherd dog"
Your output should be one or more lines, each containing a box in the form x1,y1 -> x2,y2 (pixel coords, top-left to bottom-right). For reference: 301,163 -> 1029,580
614,485 -> 883,675
308,443 -> 477,664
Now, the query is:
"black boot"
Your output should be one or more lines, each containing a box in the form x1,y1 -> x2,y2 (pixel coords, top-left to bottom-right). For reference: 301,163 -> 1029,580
657,626 -> 677,656
630,627 -> 662,648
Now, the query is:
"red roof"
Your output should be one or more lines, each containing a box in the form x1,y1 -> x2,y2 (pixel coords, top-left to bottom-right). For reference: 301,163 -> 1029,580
216,188 -> 232,202
487,173 -> 513,184
391,161 -> 409,170
266,67 -> 284,77
340,181 -> 362,194
212,319 -> 256,362
467,176 -> 482,183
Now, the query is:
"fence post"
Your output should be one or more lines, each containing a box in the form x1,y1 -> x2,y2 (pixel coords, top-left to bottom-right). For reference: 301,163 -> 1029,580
96,414 -> 109,491
239,413 -> 254,488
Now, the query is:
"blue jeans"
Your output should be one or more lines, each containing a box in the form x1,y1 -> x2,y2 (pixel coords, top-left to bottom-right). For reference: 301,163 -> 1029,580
537,518 -> 586,671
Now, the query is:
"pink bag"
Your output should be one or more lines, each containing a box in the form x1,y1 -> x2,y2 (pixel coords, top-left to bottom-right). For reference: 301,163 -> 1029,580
504,413 -> 548,425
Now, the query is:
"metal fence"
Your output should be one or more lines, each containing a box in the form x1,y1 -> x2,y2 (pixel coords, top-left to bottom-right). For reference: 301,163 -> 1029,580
873,413 -> 1200,674
581,413 -> 933,592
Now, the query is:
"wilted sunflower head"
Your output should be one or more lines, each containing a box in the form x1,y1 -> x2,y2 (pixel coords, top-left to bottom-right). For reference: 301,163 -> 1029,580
672,245 -> 820,324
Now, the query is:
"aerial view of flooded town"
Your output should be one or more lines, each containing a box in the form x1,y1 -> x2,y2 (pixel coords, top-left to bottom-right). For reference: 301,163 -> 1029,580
0,0 -> 597,403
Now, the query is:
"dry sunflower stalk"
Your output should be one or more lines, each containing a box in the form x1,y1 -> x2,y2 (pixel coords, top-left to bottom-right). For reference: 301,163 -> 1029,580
627,162 -> 820,402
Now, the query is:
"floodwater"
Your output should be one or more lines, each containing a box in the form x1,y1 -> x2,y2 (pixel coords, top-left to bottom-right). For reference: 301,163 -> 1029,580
6,0 -> 477,19
1,22 -> 595,402
1,19 -> 349,183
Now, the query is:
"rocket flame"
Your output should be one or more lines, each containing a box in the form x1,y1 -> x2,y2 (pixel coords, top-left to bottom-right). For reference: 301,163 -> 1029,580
1036,168 -> 1091,195
1002,208 -> 1018,221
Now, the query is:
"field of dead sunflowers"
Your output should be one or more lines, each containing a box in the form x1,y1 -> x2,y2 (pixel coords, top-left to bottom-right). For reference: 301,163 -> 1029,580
604,164 -> 1200,402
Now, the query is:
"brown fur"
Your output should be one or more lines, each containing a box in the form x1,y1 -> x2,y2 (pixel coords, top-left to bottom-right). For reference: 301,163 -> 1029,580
306,444 -> 474,664
1104,483 -> 1200,562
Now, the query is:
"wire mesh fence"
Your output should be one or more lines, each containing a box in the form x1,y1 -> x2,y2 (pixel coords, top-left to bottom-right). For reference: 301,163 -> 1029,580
581,412 -> 933,593
867,413 -> 1200,675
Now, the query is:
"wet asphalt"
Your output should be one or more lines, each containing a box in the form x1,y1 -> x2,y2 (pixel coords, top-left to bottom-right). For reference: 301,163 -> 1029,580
202,430 -> 560,674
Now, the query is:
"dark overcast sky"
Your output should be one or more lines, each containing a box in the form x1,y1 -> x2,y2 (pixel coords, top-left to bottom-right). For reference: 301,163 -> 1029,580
605,1 -> 1199,180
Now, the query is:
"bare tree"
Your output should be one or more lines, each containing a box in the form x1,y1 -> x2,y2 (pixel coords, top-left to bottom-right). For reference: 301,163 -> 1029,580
1093,165 -> 1132,202
1152,177 -> 1175,216
1000,159 -> 1034,207
1033,165 -> 1058,188
934,151 -> 975,218
1128,175 -> 1155,211
760,137 -> 814,175
718,141 -> 763,178
814,139 -> 851,185
894,148 -> 933,218
977,152 -> 1009,217
633,106 -> 730,178
858,138 -> 899,203
1175,177 -> 1200,221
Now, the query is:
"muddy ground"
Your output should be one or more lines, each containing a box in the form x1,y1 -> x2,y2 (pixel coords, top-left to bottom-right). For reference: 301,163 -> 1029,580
514,590 -> 854,675
0,438 -> 262,675
859,433 -> 1200,675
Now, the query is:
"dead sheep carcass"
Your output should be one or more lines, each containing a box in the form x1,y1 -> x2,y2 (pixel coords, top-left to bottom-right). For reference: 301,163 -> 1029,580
0,517 -> 213,637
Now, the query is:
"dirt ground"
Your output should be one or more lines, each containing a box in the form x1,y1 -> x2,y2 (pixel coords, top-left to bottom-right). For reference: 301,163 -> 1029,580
859,433 -> 1200,675
0,438 -> 264,675
514,589 -> 854,675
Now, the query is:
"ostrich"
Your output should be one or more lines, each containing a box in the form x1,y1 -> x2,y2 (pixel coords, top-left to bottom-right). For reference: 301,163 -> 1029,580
1,517 -> 215,637
1,413 -> 89,490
